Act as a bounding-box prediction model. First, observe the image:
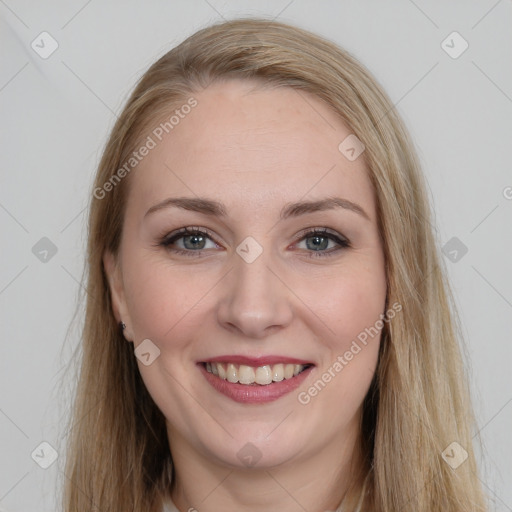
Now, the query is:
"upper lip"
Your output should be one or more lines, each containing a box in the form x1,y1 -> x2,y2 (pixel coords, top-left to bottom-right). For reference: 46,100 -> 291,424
200,355 -> 314,366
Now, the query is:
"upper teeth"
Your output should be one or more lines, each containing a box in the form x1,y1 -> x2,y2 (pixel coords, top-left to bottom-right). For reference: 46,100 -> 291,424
205,362 -> 306,385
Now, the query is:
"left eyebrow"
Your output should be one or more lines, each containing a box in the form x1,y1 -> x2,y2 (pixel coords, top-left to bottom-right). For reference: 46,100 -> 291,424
144,196 -> 371,221
281,197 -> 371,221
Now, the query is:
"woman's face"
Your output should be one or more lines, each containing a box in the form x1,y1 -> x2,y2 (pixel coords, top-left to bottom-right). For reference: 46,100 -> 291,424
104,79 -> 387,471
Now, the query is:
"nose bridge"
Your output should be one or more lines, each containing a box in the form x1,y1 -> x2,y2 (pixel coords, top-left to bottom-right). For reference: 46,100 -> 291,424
216,242 -> 292,338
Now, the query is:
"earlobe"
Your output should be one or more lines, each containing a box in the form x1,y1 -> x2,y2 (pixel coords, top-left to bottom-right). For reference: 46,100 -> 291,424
103,250 -> 133,341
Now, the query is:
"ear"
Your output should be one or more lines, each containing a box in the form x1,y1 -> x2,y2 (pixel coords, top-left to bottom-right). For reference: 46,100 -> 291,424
103,250 -> 134,341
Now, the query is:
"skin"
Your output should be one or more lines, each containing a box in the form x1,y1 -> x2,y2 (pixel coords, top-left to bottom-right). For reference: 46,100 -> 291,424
104,79 -> 387,512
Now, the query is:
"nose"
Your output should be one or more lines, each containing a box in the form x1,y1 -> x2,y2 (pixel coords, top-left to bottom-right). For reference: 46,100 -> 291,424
216,248 -> 293,339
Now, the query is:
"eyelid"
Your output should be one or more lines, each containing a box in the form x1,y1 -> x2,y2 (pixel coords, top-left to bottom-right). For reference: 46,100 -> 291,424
160,226 -> 220,247
290,226 -> 349,245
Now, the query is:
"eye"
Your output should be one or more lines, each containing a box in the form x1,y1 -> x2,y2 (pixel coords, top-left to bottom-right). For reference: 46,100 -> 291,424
157,226 -> 350,258
293,228 -> 350,258
159,227 -> 219,257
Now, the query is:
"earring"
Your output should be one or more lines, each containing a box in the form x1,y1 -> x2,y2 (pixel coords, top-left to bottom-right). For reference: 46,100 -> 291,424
119,321 -> 126,331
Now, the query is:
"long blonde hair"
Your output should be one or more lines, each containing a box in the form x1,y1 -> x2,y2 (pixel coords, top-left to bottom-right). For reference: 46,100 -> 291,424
61,18 -> 488,511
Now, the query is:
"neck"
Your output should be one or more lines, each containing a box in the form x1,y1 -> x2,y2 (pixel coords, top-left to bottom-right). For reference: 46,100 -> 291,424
167,419 -> 365,512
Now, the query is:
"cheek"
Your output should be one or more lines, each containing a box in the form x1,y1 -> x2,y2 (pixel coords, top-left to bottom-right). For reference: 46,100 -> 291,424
124,269 -> 171,340
303,259 -> 386,405
306,257 -> 387,349
122,253 -> 216,343
298,305 -> 384,423
331,280 -> 386,345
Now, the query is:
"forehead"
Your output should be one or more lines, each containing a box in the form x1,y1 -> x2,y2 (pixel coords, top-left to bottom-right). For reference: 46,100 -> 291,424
127,79 -> 375,218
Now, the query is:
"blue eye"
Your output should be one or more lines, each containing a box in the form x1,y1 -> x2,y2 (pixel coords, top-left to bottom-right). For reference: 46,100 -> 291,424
160,227 -> 216,256
159,227 -> 350,258
294,228 -> 350,257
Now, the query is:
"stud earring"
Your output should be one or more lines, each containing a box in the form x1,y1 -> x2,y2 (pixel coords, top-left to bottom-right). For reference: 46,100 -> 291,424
119,321 -> 126,331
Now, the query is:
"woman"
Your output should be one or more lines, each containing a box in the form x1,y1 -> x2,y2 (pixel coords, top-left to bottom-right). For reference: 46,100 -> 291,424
62,18 -> 488,511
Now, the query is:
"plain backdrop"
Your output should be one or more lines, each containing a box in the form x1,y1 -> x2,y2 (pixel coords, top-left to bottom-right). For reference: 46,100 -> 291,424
0,1 -> 511,511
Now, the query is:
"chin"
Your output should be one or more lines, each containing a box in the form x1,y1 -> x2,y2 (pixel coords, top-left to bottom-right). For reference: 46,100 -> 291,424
200,427 -> 306,470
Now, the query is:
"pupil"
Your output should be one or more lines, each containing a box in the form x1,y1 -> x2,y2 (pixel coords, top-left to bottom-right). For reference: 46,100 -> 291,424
308,236 -> 327,251
185,235 -> 204,250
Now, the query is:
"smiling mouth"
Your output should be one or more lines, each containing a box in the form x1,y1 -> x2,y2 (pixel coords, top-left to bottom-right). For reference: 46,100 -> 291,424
202,362 -> 313,386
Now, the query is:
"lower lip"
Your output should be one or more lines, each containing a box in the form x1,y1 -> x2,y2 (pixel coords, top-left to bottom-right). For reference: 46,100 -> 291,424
199,364 -> 314,404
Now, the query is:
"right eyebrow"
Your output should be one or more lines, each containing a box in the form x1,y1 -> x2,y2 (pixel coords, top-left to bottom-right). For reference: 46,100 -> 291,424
144,197 -> 228,218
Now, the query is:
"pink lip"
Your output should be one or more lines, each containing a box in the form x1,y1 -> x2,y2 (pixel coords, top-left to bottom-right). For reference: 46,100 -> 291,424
198,363 -> 314,404
201,355 -> 313,366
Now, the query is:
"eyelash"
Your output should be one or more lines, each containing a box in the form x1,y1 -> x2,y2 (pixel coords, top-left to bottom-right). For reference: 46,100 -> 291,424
157,226 -> 351,259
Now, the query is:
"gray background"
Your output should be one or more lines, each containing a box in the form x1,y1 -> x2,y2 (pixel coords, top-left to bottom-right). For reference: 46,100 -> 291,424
0,1 -> 511,511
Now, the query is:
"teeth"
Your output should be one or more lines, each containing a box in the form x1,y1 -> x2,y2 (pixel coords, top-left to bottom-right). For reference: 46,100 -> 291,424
272,363 -> 284,382
226,363 -> 238,383
255,365 -> 272,385
238,364 -> 255,384
205,362 -> 308,385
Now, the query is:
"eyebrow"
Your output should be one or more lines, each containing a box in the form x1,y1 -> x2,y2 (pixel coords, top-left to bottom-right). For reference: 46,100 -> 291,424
144,196 -> 371,221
